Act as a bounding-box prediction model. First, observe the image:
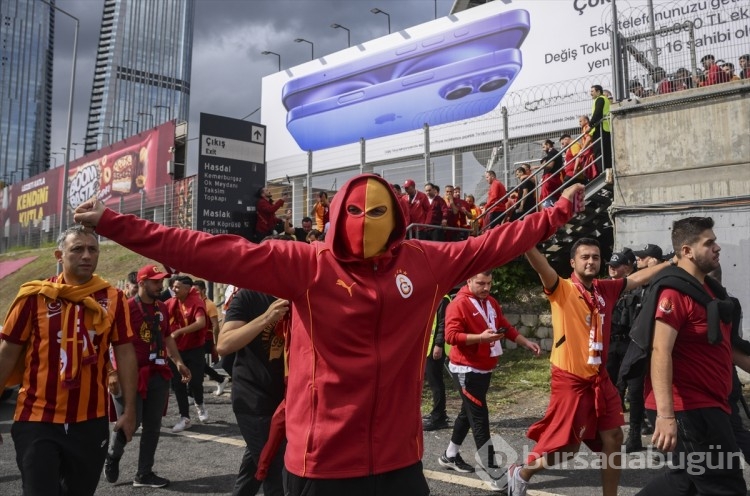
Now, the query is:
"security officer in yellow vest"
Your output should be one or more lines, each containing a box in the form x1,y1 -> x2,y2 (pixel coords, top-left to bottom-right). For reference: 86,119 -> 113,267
589,84 -> 611,176
423,293 -> 453,431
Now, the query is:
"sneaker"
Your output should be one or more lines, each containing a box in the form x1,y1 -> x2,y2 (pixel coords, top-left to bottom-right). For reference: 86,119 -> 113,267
196,403 -> 209,422
438,451 -> 474,473
508,464 -> 528,496
423,417 -> 449,431
133,472 -> 169,488
488,477 -> 507,492
214,377 -> 228,396
104,456 -> 120,483
172,417 -> 192,433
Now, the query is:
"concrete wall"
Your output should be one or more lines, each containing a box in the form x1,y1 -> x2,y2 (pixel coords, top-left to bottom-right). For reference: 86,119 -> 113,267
609,79 -> 750,335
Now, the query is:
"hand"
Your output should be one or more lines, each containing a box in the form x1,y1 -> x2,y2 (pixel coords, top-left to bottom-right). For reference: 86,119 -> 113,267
73,197 -> 105,228
107,373 -> 121,396
560,183 -> 585,206
177,363 -> 191,384
432,346 -> 443,360
114,410 -> 136,443
479,329 -> 503,343
652,416 -> 678,452
264,299 -> 290,325
520,338 -> 542,356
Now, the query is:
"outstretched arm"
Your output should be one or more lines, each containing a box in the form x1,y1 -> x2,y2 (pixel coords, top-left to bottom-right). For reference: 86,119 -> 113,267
524,247 -> 559,292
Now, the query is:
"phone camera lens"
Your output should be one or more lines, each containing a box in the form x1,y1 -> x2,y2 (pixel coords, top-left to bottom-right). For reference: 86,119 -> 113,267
443,85 -> 473,100
478,77 -> 508,93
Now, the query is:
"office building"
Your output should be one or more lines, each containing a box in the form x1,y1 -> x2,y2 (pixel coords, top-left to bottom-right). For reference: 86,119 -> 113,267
84,0 -> 194,152
0,0 -> 55,183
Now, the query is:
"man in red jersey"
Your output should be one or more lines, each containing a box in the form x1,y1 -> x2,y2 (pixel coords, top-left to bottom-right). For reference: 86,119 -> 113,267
0,225 -> 137,496
75,174 -> 584,496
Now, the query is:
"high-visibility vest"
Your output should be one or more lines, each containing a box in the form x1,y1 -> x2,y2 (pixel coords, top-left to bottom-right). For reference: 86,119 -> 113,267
427,294 -> 452,356
590,94 -> 611,133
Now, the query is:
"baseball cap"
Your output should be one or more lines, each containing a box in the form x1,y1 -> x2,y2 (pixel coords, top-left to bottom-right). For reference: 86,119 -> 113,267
607,250 -> 635,268
137,264 -> 169,282
403,179 -> 415,189
633,244 -> 663,259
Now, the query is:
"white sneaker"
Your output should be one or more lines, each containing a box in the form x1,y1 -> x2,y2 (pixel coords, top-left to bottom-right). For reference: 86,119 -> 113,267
486,468 -> 509,492
214,378 -> 228,397
508,464 -> 528,496
172,417 -> 192,433
196,403 -> 208,422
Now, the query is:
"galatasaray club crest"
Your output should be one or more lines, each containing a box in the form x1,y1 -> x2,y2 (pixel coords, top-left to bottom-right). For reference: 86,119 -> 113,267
395,272 -> 413,299
658,298 -> 673,314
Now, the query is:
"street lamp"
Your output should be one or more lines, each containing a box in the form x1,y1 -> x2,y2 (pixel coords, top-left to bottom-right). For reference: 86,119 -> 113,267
154,104 -> 172,123
138,112 -> 154,129
40,0 -> 78,235
62,146 -> 77,160
371,8 -> 391,34
123,119 -> 140,135
51,151 -> 65,168
294,38 -> 314,60
108,126 -> 124,142
261,50 -> 282,71
331,23 -> 351,47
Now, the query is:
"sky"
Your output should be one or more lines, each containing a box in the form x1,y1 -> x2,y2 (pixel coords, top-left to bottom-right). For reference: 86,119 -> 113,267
48,0 -> 457,171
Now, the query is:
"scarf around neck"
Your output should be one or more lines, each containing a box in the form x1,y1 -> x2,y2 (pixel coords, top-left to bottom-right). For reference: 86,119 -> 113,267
570,273 -> 605,366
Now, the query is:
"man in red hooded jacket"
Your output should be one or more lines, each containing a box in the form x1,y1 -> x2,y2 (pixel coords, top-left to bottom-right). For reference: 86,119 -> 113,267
75,174 -> 583,496
438,271 -> 540,492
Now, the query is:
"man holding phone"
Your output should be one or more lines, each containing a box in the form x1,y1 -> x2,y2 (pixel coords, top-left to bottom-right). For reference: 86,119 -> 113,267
438,271 -> 540,492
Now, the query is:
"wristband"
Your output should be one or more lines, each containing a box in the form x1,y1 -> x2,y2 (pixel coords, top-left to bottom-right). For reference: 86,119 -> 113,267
656,414 -> 675,420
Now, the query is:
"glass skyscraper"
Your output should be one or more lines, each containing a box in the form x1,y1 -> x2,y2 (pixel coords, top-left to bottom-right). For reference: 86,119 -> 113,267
0,0 -> 54,183
84,0 -> 194,152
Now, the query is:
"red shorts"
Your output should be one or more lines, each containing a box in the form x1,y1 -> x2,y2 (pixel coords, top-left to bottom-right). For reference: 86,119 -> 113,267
526,366 -> 624,463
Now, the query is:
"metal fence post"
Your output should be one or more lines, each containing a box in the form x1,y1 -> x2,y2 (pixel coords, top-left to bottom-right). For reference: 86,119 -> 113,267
424,123 -> 431,184
502,107 -> 510,186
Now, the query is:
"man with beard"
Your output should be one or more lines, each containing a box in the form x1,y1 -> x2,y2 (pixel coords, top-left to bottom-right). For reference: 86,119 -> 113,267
74,175 -> 584,496
637,217 -> 746,495
507,239 -> 667,496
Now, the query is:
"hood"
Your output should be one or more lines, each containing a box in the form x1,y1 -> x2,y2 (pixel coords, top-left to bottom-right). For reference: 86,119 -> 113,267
326,174 -> 408,262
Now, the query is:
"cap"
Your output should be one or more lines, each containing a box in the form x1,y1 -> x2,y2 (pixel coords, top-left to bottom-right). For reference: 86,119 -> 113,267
403,179 -> 415,189
633,243 -> 663,260
137,264 -> 169,283
607,251 -> 635,268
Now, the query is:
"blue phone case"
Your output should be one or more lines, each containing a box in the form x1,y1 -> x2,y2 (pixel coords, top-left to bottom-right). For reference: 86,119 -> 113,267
282,9 -> 530,151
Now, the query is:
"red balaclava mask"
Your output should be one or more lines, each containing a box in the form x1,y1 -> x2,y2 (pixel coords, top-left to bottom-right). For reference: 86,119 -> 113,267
339,177 -> 396,259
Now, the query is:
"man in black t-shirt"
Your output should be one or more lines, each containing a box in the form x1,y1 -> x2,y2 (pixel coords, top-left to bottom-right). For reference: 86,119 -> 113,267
511,166 -> 536,220
217,289 -> 290,496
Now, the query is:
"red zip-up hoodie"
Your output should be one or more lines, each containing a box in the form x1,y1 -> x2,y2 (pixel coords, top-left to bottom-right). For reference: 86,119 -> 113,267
93,174 -> 573,479
445,285 -> 519,371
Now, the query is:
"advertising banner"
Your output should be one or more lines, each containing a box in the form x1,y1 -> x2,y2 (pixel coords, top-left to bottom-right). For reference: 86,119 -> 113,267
0,121 -> 176,234
261,0 -> 744,175
197,113 -> 266,237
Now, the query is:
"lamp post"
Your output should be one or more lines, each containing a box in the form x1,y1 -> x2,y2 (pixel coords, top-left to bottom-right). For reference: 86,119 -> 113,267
62,146 -> 77,160
108,126 -> 124,142
123,118 -> 140,135
138,112 -> 154,129
331,23 -> 351,47
40,0 -> 78,235
294,38 -> 314,60
154,104 -> 172,123
261,50 -> 282,71
370,8 -> 391,34
96,132 -> 111,147
51,151 -> 65,168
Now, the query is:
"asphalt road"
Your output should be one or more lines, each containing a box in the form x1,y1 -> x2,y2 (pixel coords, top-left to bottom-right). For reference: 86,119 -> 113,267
1,379 -> 749,496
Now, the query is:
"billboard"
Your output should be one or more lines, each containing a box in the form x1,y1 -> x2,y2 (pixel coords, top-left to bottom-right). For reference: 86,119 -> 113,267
0,121 -> 176,231
197,113 -> 266,236
261,0 -> 744,175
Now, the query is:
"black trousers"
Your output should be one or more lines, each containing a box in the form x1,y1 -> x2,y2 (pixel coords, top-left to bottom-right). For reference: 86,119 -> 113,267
729,369 -> 750,463
171,345 -> 205,418
284,461 -> 429,496
637,407 -> 746,496
449,369 -> 494,467
110,374 -> 170,477
593,128 -> 611,174
423,350 -> 447,421
12,417 -> 109,496
233,412 -> 285,496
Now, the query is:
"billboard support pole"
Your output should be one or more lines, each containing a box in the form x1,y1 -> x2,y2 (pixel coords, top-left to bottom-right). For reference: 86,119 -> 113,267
359,138 -> 366,174
501,107 -> 510,187
423,124 -> 431,184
